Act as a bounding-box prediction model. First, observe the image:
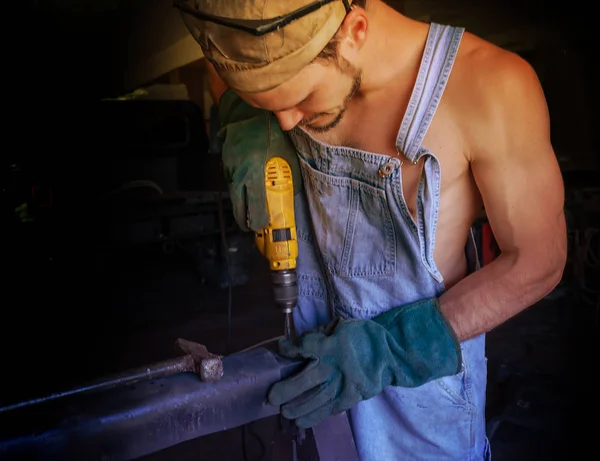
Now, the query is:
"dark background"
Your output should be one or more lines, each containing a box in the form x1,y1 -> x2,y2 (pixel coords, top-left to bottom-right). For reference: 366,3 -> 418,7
2,1 -> 599,460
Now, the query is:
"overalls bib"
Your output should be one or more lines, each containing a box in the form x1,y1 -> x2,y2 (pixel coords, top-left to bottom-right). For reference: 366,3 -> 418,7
287,23 -> 491,460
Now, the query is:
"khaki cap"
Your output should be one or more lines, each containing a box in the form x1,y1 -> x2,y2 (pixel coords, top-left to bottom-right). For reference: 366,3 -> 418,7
178,1 -> 352,93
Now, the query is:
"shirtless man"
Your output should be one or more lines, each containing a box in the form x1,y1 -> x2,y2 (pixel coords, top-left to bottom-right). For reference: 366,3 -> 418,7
176,0 -> 567,459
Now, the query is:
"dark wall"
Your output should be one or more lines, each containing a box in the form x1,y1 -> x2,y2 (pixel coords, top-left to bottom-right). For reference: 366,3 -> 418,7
19,1 -> 129,101
399,0 -> 598,167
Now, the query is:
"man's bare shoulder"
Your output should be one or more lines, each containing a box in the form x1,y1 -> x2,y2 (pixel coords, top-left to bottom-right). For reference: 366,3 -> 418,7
456,33 -> 540,99
447,32 -> 547,158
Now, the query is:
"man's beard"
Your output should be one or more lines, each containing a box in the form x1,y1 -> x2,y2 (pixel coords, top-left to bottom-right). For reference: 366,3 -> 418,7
301,70 -> 362,134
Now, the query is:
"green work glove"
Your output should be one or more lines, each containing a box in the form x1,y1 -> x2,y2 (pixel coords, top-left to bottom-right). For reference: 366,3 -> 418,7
217,89 -> 302,232
268,298 -> 462,428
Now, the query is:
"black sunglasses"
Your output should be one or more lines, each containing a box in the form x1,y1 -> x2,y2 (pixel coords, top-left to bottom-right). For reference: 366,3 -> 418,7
173,0 -> 352,37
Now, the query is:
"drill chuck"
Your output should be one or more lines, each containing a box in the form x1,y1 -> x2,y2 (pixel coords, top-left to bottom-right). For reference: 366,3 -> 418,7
270,269 -> 298,313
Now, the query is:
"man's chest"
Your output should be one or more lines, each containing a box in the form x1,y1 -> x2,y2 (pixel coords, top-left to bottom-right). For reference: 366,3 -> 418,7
310,104 -> 470,218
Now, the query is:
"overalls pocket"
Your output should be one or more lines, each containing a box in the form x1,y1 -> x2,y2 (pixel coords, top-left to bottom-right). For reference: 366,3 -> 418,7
298,157 -> 396,278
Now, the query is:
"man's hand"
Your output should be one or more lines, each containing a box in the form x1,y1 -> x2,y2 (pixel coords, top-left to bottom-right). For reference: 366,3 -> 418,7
268,298 -> 462,428
217,89 -> 302,231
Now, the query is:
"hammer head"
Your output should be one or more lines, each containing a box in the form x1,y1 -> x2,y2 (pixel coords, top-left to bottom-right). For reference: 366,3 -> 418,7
198,357 -> 224,382
174,338 -> 224,382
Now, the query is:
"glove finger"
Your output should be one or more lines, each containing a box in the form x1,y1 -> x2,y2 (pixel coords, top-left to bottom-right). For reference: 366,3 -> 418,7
277,331 -> 325,360
244,181 -> 269,232
277,337 -> 303,359
229,182 -> 250,231
281,378 -> 337,420
268,361 -> 329,406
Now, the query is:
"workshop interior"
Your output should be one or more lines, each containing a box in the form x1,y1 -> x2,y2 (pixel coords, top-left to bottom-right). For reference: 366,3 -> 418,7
2,1 -> 598,460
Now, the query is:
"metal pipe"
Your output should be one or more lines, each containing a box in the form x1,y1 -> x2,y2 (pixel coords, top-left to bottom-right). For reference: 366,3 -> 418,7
0,355 -> 196,414
0,347 -> 303,461
0,338 -> 225,414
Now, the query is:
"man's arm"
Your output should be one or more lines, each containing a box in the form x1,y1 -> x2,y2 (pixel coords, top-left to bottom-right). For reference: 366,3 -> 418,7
440,51 -> 567,342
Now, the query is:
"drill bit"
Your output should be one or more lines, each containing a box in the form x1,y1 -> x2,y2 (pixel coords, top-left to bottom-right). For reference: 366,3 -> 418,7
283,309 -> 297,340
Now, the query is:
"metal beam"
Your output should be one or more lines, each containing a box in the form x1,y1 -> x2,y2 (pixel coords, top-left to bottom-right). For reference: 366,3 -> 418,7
0,347 -> 302,461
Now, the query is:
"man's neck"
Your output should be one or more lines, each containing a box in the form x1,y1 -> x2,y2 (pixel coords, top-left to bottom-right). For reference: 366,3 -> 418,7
357,3 -> 430,97
307,5 -> 432,150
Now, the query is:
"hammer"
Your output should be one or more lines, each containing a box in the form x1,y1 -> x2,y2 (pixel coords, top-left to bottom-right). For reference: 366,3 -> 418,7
0,338 -> 223,413
173,337 -> 224,382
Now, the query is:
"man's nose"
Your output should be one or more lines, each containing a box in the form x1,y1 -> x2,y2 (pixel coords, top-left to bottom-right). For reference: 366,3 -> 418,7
274,109 -> 304,131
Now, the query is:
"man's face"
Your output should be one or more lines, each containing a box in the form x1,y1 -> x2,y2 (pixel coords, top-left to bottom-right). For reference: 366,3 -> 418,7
238,57 -> 362,133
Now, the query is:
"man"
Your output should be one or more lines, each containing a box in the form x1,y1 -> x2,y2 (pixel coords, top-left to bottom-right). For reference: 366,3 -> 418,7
176,0 -> 567,459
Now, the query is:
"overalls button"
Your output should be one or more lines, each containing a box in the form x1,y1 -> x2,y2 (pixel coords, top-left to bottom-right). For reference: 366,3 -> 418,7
378,160 -> 397,178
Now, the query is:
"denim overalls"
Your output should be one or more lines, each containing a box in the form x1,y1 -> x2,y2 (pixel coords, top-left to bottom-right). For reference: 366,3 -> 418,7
287,23 -> 491,460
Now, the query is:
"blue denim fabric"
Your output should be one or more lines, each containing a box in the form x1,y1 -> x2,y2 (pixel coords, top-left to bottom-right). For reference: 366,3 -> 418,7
287,23 -> 491,460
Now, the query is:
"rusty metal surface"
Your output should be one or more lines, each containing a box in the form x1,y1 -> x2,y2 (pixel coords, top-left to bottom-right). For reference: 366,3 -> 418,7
198,356 -> 224,382
175,338 -> 224,382
0,347 -> 303,461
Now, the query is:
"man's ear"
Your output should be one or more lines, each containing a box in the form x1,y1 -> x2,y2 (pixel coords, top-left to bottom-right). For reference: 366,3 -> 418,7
338,7 -> 368,59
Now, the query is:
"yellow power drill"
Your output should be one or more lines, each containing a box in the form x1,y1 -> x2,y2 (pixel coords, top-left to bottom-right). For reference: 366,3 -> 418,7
254,157 -> 299,340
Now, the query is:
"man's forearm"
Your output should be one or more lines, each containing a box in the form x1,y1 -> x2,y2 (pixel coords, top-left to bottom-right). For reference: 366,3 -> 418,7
439,249 -> 565,342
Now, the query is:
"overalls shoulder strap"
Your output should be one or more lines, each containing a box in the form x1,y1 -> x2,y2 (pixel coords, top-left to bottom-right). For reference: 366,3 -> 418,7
396,23 -> 465,162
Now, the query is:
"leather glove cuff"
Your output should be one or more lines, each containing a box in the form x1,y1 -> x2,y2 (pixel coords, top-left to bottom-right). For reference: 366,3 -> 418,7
372,297 -> 463,378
